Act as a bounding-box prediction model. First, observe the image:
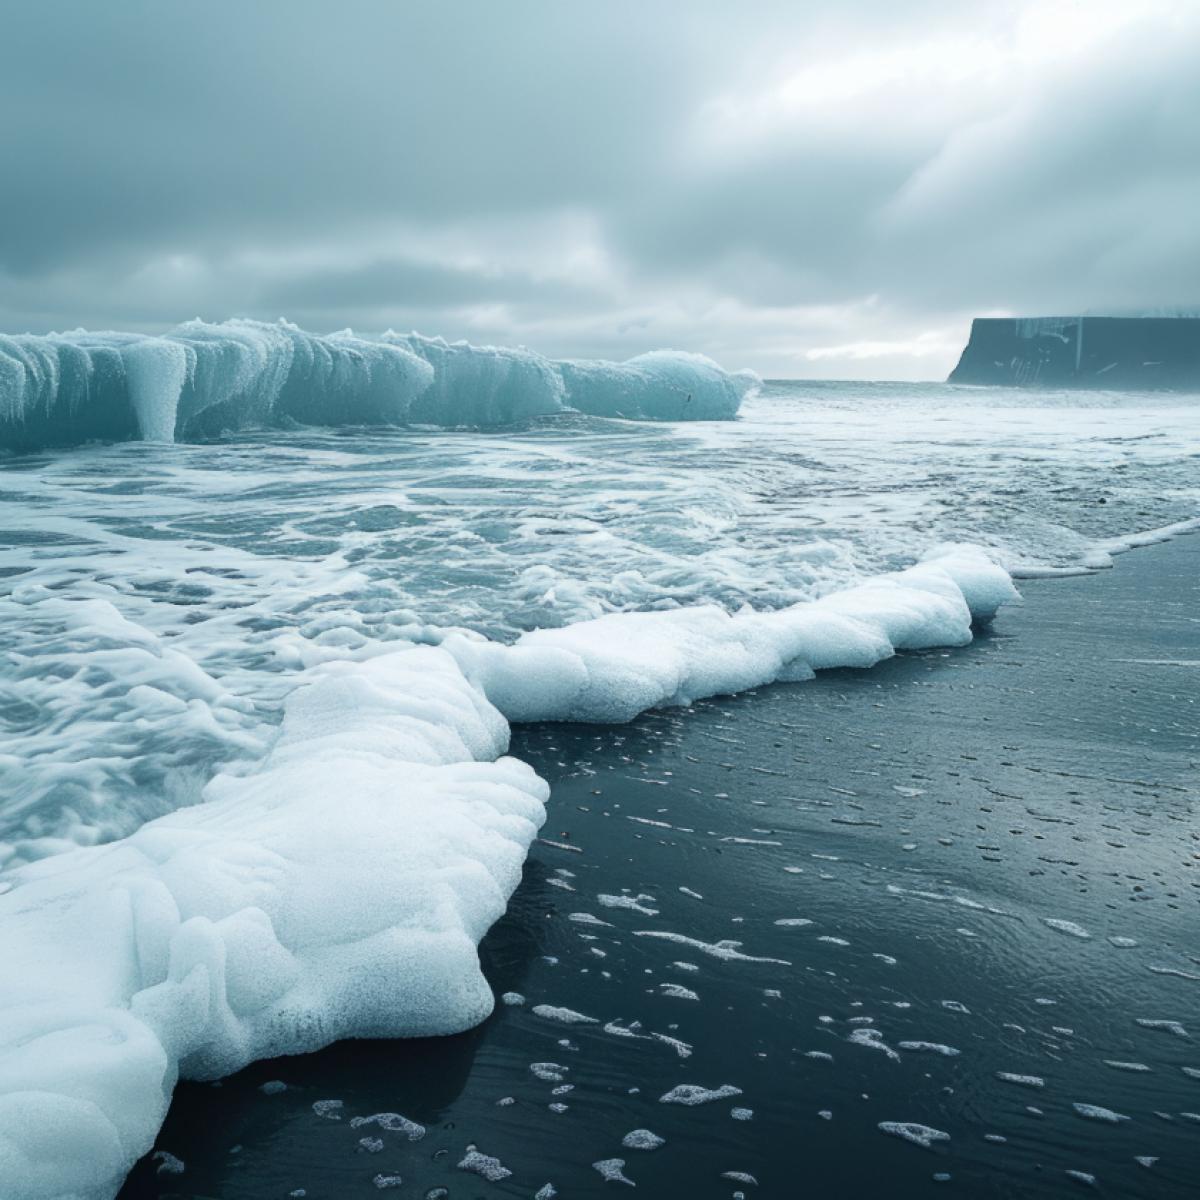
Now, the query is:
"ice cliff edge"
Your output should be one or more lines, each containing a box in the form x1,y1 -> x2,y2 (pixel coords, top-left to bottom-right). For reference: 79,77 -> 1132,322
948,316 -> 1200,390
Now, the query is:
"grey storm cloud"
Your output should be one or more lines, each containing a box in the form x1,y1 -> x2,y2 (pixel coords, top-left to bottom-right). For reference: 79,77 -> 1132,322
2,0 -> 1198,378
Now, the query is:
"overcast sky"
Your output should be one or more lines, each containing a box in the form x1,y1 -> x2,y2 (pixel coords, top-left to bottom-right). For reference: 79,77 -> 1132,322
2,0 -> 1198,378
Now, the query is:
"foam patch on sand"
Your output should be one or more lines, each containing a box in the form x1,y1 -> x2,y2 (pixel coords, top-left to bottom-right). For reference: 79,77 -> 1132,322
0,650 -> 547,1200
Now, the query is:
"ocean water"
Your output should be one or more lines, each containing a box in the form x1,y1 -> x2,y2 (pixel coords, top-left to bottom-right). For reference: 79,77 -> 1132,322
3,381 -> 1196,857
1,377 -> 1198,1200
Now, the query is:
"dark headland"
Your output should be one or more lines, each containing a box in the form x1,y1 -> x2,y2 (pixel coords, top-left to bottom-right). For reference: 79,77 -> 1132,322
949,316 -> 1200,389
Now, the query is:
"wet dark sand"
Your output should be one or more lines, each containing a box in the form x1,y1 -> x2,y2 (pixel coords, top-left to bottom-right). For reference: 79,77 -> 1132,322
121,536 -> 1199,1199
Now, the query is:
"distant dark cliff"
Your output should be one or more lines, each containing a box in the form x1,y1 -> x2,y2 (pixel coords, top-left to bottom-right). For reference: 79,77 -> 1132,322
948,316 -> 1200,390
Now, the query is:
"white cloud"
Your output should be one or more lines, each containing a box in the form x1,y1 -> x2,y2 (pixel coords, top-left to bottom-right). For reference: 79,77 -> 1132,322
1,0 -> 1196,378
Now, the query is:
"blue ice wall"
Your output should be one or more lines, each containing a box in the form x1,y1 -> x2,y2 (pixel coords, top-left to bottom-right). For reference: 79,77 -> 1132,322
0,320 -> 760,451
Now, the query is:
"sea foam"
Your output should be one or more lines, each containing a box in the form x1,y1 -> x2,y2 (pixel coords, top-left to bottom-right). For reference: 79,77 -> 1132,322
0,650 -> 547,1200
0,544 -> 1015,1200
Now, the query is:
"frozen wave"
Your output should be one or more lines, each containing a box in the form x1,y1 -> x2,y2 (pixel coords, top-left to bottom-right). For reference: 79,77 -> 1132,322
559,350 -> 755,421
0,545 -> 1014,1200
0,319 -> 760,450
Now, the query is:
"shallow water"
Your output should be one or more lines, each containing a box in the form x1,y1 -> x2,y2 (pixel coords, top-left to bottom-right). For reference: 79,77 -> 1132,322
118,537 -> 1199,1198
3,382 -> 1198,864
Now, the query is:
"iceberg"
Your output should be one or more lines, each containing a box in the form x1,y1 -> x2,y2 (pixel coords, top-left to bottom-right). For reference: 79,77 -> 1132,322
0,319 -> 761,451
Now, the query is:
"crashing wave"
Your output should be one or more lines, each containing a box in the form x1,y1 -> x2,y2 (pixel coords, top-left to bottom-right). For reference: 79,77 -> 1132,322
0,545 -> 1016,1200
0,319 -> 760,450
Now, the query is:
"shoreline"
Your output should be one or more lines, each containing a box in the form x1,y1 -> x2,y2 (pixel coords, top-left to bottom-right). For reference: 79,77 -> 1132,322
1009,517 -> 1200,578
119,532 -> 1199,1199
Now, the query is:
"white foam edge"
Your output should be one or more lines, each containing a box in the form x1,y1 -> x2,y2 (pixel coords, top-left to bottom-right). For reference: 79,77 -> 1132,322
447,544 -> 1018,723
1010,515 -> 1200,577
0,544 -> 1015,1199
